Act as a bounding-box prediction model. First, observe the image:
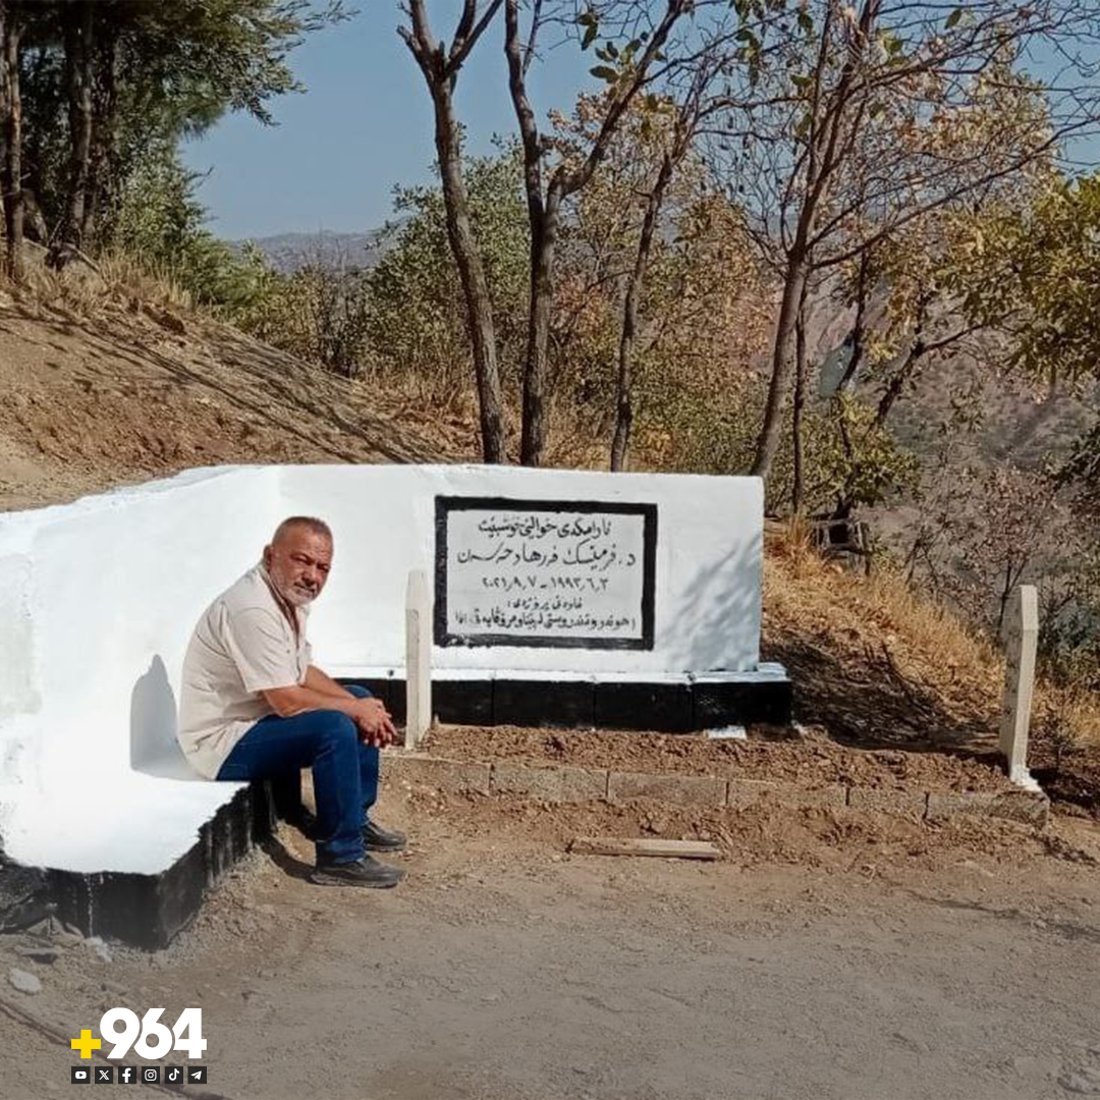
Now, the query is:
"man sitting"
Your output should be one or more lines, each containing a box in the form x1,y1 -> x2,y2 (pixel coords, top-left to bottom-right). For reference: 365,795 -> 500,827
177,516 -> 406,888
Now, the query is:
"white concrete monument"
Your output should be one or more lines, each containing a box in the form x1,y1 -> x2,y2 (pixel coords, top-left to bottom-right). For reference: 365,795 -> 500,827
0,463 -> 785,943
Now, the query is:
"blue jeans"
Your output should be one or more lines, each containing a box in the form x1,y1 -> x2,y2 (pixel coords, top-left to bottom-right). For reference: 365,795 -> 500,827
216,684 -> 378,865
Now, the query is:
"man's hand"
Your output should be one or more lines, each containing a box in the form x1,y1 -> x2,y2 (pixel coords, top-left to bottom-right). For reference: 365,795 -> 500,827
352,696 -> 397,748
262,682 -> 398,745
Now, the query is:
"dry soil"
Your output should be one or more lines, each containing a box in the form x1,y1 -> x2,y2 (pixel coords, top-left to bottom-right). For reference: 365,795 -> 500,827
2,780 -> 1100,1100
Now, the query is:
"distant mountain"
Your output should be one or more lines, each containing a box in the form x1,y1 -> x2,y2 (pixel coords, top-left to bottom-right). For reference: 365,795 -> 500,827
232,227 -> 395,274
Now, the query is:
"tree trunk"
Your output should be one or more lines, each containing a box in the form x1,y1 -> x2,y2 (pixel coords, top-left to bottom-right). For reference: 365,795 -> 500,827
56,0 -> 95,265
828,251 -> 871,514
519,185 -> 561,467
0,0 -> 6,234
20,43 -> 48,234
430,80 -> 506,464
749,0 -> 883,483
83,24 -> 117,249
611,152 -> 673,472
791,286 -> 809,513
505,0 -> 687,469
996,561 -> 1024,635
875,342 -> 923,427
1,1 -> 23,281
505,0 -> 551,468
401,1 -> 507,463
835,249 -> 870,396
750,254 -> 807,479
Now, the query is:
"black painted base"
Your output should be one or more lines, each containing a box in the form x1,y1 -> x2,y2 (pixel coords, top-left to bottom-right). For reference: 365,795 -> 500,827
0,860 -> 50,933
43,780 -> 279,951
340,674 -> 792,733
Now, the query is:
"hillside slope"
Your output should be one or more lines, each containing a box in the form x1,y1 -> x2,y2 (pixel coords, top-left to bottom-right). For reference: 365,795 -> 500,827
1,283 -> 1096,814
0,288 -> 474,511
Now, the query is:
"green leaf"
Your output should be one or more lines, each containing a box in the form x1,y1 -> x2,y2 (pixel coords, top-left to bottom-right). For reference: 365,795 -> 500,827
582,21 -> 599,50
881,31 -> 903,58
590,65 -> 619,83
945,7 -> 962,28
797,9 -> 813,34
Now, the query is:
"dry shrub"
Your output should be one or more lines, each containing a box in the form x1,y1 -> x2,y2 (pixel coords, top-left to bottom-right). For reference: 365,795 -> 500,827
6,242 -> 191,321
1033,684 -> 1100,758
862,565 -> 999,675
765,516 -> 817,576
95,251 -> 193,312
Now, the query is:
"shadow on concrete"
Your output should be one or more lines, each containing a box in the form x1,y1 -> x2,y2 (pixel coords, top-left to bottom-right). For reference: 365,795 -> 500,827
672,537 -> 761,675
259,834 -> 315,883
130,654 -> 197,780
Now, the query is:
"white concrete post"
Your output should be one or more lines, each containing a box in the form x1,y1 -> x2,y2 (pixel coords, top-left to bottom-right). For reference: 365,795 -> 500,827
999,584 -> 1039,790
404,569 -> 432,750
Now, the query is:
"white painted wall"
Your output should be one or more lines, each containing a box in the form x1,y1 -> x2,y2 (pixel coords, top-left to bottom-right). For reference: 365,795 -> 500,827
281,464 -> 763,676
0,464 -> 764,875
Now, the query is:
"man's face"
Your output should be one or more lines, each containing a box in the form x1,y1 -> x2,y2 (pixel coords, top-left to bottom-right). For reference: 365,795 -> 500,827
263,527 -> 333,608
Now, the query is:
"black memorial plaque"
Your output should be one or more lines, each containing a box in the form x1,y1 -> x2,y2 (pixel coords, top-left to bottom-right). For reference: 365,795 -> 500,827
434,496 -> 657,650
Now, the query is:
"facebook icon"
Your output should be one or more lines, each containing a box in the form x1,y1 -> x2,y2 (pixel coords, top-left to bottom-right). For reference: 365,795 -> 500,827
117,1066 -> 136,1085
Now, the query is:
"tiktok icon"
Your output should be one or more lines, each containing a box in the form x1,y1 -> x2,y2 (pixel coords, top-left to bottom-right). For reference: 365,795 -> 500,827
165,1066 -> 183,1085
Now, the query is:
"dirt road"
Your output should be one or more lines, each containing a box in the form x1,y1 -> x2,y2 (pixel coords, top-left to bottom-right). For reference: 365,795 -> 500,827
4,790 -> 1100,1100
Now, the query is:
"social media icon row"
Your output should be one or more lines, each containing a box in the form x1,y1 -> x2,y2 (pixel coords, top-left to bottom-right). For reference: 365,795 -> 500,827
70,1064 -> 207,1084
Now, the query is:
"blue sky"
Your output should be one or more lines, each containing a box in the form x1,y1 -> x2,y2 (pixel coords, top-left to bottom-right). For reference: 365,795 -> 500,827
181,4 -> 596,240
181,4 -> 1100,240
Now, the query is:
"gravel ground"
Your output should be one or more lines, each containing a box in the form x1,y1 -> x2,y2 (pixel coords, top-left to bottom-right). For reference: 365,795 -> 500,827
3,781 -> 1100,1100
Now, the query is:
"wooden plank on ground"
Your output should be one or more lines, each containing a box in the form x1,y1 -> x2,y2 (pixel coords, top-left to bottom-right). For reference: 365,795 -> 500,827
569,836 -> 720,860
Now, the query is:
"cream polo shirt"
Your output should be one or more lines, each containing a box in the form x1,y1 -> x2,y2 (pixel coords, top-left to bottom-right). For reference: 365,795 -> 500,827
177,564 -> 312,779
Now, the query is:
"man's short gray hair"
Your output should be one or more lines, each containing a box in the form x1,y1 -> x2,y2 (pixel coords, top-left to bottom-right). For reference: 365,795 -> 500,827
271,516 -> 333,545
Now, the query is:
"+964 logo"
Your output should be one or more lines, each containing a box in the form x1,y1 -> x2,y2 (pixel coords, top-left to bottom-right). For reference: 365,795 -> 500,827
70,1007 -> 207,1084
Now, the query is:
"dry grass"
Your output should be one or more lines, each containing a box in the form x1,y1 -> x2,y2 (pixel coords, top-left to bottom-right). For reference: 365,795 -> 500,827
1,243 -> 192,324
766,519 -> 995,670
763,519 -> 1100,753
1034,684 -> 1100,753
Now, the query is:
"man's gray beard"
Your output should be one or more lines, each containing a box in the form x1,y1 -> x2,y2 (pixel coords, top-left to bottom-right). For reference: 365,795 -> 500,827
271,579 -> 317,608
286,586 -> 317,607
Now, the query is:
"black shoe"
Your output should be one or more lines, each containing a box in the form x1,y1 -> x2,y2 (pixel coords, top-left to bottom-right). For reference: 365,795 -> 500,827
292,808 -> 318,840
362,820 -> 407,852
309,856 -> 405,889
